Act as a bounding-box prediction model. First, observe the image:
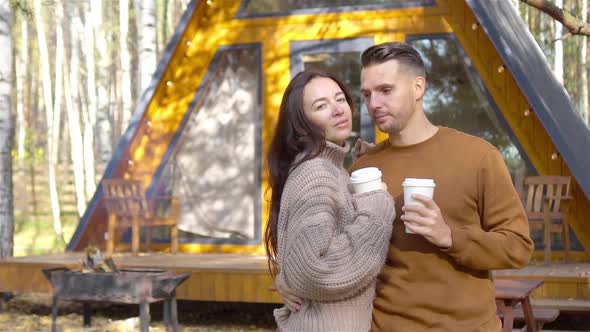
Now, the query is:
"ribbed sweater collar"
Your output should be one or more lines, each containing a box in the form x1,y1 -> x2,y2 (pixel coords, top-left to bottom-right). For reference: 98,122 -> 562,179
319,140 -> 350,167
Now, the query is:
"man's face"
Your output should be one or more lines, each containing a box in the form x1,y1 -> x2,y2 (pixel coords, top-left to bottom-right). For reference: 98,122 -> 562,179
360,60 -> 420,135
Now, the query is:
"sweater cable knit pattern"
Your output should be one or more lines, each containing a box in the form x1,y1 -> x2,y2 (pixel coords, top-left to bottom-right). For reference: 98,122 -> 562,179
273,141 -> 395,332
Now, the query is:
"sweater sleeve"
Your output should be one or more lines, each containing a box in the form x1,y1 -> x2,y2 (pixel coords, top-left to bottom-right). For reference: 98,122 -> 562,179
280,161 -> 395,302
442,148 -> 534,270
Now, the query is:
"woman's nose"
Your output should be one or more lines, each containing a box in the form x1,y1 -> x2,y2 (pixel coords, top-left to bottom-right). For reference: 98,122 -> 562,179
333,103 -> 345,116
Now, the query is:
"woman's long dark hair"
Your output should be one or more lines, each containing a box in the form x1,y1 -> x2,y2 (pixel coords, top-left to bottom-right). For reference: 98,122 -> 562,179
265,70 -> 354,277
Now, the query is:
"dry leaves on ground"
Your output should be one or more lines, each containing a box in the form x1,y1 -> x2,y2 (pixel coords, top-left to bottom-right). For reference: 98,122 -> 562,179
0,293 -> 279,332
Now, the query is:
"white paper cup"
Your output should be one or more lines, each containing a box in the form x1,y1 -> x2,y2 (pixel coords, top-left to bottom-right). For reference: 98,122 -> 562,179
402,178 -> 436,234
350,167 -> 382,194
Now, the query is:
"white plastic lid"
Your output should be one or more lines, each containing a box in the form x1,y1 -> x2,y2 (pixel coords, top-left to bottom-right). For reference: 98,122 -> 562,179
402,178 -> 436,187
350,167 -> 382,184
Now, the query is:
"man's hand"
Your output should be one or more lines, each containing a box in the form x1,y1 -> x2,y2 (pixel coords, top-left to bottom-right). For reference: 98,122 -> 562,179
272,274 -> 304,312
401,194 -> 452,249
353,138 -> 375,161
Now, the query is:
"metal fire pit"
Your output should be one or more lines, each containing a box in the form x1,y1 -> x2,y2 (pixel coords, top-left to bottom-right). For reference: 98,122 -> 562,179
43,267 -> 189,332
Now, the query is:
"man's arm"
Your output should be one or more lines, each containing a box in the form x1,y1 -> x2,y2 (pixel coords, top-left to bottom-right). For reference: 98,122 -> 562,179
441,149 -> 534,270
402,148 -> 533,270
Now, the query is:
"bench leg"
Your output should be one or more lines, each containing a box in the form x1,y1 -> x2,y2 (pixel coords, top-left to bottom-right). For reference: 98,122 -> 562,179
170,225 -> 178,254
139,302 -> 150,332
107,212 -> 116,256
564,221 -> 571,262
543,202 -> 552,264
521,298 -> 538,332
498,300 -> 515,332
83,302 -> 92,326
132,217 -> 140,255
51,295 -> 58,332
144,225 -> 153,252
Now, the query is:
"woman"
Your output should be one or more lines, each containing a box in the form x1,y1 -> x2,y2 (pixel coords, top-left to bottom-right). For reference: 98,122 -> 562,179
265,70 -> 395,332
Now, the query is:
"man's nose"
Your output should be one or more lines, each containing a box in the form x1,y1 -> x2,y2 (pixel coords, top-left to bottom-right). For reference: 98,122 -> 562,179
367,95 -> 381,111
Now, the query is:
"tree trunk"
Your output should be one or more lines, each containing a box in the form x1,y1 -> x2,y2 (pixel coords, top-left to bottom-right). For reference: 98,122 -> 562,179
158,0 -> 167,55
0,0 -> 14,258
16,17 -> 27,163
135,0 -> 158,95
53,0 -> 64,241
90,0 -> 113,164
582,0 -> 590,125
82,0 -> 97,199
64,1 -> 87,217
34,0 -> 64,243
554,0 -> 564,84
120,0 -> 133,132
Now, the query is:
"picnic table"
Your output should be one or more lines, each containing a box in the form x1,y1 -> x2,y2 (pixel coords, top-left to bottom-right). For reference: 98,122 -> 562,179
495,279 -> 559,332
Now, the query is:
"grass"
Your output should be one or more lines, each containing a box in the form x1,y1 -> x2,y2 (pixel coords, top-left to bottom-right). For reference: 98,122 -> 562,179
13,214 -> 79,257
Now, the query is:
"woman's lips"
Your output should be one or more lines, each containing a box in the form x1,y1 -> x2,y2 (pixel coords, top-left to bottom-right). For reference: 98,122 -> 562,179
334,119 -> 349,128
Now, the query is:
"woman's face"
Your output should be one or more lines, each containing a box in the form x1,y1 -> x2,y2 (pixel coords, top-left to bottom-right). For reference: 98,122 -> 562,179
302,77 -> 353,146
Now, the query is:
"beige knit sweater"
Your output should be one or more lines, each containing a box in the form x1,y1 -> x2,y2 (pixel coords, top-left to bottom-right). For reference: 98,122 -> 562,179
273,141 -> 395,332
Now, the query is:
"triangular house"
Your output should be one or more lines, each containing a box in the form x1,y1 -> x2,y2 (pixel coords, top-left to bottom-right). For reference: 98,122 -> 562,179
67,0 -> 590,259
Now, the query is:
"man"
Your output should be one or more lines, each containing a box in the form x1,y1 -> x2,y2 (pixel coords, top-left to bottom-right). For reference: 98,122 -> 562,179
353,41 -> 533,331
277,42 -> 534,331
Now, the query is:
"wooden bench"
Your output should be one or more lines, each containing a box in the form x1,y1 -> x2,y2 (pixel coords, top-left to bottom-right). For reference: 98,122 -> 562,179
497,307 -> 560,331
495,279 -> 560,332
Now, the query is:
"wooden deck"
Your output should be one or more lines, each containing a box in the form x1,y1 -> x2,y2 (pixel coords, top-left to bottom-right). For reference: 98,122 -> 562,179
0,252 -> 281,304
494,261 -> 590,312
2,252 -> 590,311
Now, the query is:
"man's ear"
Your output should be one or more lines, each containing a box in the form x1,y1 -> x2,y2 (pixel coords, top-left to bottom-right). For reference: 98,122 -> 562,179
414,76 -> 426,100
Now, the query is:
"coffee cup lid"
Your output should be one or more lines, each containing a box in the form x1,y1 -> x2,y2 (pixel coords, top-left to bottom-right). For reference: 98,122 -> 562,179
351,167 -> 382,184
402,178 -> 436,187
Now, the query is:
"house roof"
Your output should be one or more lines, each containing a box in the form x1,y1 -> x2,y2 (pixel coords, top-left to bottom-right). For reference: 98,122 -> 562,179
466,0 -> 590,199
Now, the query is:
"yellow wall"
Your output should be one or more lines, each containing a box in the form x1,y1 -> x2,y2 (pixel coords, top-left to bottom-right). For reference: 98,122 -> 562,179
91,0 -> 590,258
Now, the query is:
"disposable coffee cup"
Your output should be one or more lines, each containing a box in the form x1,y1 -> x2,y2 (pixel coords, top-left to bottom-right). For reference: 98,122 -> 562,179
350,167 -> 382,194
402,178 -> 436,234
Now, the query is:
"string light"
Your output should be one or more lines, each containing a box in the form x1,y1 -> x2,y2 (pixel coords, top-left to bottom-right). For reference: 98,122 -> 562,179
551,153 -> 559,160
523,109 -> 531,117
497,65 -> 505,73
471,23 -> 478,31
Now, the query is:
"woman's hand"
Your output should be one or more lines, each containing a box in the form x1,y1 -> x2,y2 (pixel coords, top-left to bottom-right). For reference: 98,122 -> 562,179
271,274 -> 304,312
353,138 -> 375,161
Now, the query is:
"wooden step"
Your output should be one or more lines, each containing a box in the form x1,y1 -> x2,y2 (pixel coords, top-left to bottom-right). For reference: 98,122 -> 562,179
531,298 -> 590,312
498,307 -> 560,323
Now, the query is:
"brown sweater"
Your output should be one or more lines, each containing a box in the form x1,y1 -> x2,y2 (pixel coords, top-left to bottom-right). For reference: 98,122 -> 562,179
274,141 -> 395,332
351,127 -> 533,332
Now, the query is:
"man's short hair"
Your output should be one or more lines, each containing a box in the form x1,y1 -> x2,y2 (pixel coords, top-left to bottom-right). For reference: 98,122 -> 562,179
361,42 -> 426,78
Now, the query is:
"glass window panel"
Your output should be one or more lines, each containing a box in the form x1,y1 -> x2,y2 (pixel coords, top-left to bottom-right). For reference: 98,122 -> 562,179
410,37 -> 534,180
242,0 -> 431,15
155,46 -> 261,243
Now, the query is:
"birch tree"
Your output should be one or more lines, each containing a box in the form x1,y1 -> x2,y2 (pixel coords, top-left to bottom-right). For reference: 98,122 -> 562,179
64,1 -> 86,216
91,0 -> 113,164
16,14 -> 27,163
82,0 -> 97,199
0,0 -> 14,258
581,0 -> 589,124
120,0 -> 133,131
34,0 -> 64,243
135,0 -> 158,95
554,0 -> 564,84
